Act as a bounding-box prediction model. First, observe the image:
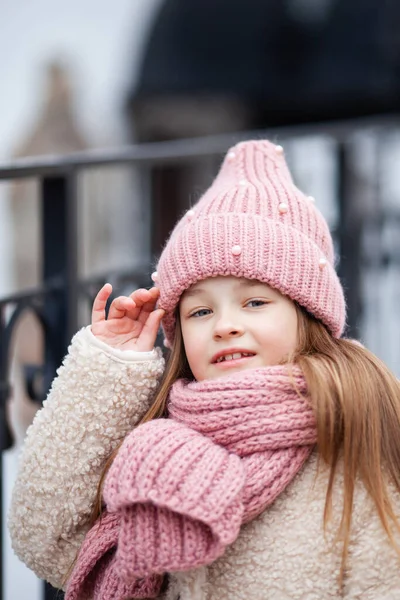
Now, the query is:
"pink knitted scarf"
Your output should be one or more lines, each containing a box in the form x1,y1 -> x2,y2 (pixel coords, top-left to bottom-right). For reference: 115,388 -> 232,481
66,366 -> 317,600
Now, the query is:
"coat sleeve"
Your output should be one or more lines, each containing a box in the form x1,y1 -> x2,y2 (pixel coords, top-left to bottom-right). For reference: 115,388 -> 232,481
343,482 -> 400,599
7,326 -> 165,590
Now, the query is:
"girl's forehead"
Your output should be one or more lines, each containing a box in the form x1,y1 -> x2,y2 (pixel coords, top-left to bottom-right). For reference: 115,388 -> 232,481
182,276 -> 275,298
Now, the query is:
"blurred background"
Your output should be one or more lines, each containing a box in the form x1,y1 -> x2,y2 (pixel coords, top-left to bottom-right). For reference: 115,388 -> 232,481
1,0 -> 400,598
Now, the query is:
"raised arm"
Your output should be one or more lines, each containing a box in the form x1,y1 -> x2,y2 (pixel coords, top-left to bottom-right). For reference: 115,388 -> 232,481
8,285 -> 165,589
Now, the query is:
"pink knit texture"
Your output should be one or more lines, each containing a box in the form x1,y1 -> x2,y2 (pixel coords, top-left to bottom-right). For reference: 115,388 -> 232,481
156,139 -> 346,344
168,366 -> 316,522
65,511 -> 163,600
66,366 -> 316,599
105,418 -> 245,580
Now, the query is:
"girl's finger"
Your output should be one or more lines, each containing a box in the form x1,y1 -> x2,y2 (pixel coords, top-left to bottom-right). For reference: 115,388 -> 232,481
134,288 -> 162,326
129,287 -> 159,308
108,296 -> 135,321
147,286 -> 160,299
137,309 -> 165,350
124,287 -> 160,322
126,288 -> 151,321
91,283 -> 113,324
129,288 -> 150,303
144,286 -> 161,310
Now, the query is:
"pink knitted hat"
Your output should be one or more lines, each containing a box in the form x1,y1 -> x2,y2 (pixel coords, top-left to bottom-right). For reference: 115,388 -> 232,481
155,139 -> 346,344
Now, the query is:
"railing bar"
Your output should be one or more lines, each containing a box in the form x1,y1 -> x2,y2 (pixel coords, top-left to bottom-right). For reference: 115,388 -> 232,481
1,115 -> 400,180
0,266 -> 153,307
0,279 -> 65,307
66,169 -> 79,339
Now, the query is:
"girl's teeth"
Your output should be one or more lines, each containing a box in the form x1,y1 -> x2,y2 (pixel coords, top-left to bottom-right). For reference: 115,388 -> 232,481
216,352 -> 253,363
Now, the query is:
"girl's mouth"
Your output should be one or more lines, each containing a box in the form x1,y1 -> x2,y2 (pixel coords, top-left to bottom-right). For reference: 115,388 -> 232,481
214,352 -> 256,367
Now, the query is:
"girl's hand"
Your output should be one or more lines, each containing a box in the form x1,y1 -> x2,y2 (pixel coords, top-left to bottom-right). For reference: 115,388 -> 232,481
91,284 -> 165,352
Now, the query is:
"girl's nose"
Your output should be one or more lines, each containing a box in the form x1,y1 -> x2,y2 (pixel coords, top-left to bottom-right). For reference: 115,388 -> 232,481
213,316 -> 244,340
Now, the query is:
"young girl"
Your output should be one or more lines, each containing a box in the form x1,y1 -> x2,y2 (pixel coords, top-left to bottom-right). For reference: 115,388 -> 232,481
8,140 -> 400,600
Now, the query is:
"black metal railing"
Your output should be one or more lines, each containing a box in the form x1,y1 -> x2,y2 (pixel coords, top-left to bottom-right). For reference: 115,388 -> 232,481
1,114 -> 400,600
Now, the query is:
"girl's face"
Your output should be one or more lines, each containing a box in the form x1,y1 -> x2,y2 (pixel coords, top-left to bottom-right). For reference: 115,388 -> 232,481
179,276 -> 298,381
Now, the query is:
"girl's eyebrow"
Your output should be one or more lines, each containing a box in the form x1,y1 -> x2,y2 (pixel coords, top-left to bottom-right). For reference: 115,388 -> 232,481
182,287 -> 206,298
236,280 -> 271,292
183,280 -> 267,299
237,280 -> 264,288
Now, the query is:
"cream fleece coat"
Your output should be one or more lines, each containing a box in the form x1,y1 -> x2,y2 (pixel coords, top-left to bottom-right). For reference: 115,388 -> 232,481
8,327 -> 400,599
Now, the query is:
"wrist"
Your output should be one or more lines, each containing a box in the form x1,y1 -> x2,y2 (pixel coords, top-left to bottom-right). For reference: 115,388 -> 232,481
84,326 -> 159,362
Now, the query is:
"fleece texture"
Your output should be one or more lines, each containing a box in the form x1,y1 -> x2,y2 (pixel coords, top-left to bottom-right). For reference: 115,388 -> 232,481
9,332 -> 400,599
8,326 -> 164,589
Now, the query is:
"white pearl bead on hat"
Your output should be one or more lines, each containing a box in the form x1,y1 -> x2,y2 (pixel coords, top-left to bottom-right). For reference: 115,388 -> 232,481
275,145 -> 284,154
151,271 -> 158,282
232,245 -> 242,256
279,203 -> 288,214
186,209 -> 195,220
239,179 -> 247,186
319,257 -> 327,269
163,338 -> 171,349
308,196 -> 316,203
227,151 -> 236,161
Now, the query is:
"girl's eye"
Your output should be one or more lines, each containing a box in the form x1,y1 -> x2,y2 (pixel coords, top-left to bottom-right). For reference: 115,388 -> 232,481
190,308 -> 212,318
246,299 -> 267,308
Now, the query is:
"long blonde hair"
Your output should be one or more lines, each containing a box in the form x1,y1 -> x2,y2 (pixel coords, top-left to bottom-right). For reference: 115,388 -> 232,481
65,305 -> 400,587
295,308 -> 400,579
